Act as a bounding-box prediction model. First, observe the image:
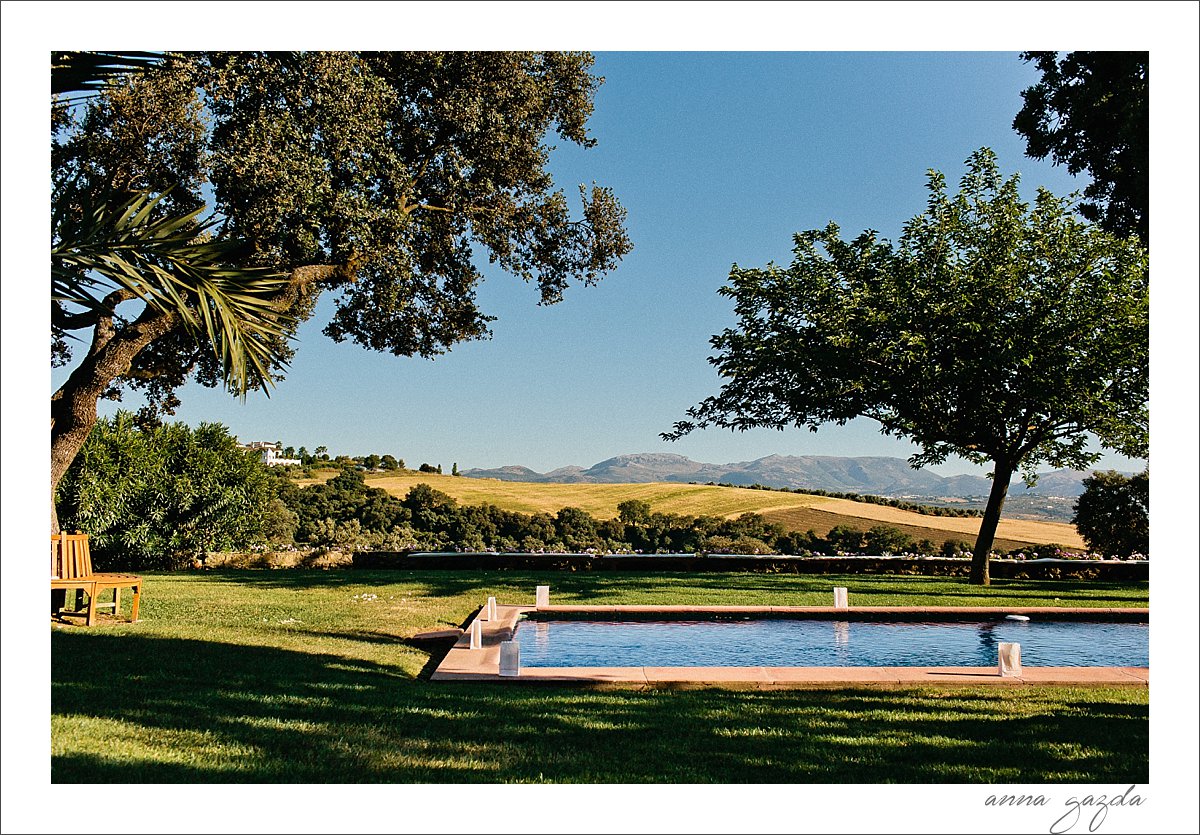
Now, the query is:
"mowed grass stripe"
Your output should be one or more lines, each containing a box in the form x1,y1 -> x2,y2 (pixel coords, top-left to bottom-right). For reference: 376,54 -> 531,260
298,470 -> 1082,548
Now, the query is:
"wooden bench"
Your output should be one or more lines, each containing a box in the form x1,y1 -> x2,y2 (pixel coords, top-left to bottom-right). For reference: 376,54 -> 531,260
51,532 -> 142,626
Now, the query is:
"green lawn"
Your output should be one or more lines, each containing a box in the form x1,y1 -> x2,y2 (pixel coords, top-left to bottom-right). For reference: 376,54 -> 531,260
50,570 -> 1148,783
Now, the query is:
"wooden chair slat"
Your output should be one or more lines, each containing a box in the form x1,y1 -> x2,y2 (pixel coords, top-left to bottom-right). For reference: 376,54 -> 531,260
50,533 -> 141,626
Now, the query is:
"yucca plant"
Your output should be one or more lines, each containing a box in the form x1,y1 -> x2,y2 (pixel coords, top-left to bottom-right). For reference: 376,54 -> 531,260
52,187 -> 293,396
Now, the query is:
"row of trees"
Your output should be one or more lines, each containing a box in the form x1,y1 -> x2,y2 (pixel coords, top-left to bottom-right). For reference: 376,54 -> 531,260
270,451 -> 458,474
273,447 -> 408,470
275,469 -> 953,558
54,416 -> 1149,569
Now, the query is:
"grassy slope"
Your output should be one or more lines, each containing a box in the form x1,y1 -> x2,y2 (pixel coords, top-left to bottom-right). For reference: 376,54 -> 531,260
297,470 -> 1085,550
51,570 -> 1148,783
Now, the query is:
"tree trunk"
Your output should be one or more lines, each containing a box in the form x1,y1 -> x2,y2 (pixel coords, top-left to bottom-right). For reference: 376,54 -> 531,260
49,264 -> 337,534
50,306 -> 179,532
49,305 -> 175,614
970,459 -> 1015,585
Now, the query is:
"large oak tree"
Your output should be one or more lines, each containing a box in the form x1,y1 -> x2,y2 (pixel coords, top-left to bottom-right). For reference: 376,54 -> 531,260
666,150 -> 1147,584
51,52 -> 632,531
1013,51 -> 1148,244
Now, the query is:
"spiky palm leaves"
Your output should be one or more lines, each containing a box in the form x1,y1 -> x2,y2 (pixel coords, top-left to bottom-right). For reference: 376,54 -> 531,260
52,51 -> 295,395
52,189 -> 293,395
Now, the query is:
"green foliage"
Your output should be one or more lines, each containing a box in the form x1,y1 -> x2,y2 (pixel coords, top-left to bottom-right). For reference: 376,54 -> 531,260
51,188 -> 293,396
864,525 -> 914,555
941,539 -> 972,558
825,525 -> 866,554
617,498 -> 653,526
55,412 -> 276,568
668,149 -> 1148,582
287,469 -> 415,549
259,498 -> 299,546
1072,470 -> 1149,558
1014,52 -> 1147,242
555,506 -> 602,551
53,51 -> 632,416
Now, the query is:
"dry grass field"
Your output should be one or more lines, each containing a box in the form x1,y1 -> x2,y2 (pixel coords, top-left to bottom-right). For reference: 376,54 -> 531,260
755,504 -> 1080,552
297,469 -> 1084,549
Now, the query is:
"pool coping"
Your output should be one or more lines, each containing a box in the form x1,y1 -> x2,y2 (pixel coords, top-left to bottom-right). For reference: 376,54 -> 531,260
430,604 -> 1149,687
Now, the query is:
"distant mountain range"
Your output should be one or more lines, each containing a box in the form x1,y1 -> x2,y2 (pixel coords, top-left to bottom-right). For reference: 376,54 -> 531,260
463,453 -> 1122,499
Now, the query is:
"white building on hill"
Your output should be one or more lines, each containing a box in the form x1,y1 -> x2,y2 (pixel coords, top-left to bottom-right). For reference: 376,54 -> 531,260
239,441 -> 302,467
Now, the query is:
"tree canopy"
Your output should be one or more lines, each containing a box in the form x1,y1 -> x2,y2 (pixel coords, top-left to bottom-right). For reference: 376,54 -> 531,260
51,51 -> 632,528
667,149 -> 1148,584
1072,470 -> 1149,559
1013,51 -> 1148,243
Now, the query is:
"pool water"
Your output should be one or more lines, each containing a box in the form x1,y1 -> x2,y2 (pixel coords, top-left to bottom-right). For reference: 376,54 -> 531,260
512,618 -> 1148,668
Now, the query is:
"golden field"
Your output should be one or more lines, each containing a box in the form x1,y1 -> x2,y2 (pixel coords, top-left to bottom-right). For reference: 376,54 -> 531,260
297,469 -> 1084,550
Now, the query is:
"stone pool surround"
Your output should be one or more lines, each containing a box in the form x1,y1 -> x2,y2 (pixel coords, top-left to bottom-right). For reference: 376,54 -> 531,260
430,602 -> 1150,687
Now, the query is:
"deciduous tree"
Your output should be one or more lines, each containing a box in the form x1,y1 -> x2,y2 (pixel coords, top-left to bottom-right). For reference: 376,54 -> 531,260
51,51 -> 631,530
666,149 -> 1148,584
1013,51 -> 1148,242
1072,470 -> 1149,559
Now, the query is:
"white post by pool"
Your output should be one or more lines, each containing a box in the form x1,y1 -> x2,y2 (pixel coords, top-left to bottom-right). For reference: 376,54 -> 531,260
998,642 -> 1022,677
536,585 -> 550,609
833,587 -> 849,609
470,619 -> 482,650
486,596 -> 497,620
498,640 -> 520,676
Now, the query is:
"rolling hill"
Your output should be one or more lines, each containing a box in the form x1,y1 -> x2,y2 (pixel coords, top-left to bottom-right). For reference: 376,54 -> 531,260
302,470 -> 1086,551
463,452 -> 1115,498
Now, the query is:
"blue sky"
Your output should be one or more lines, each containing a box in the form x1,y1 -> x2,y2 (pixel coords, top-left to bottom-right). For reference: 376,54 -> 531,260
57,51 -> 1143,475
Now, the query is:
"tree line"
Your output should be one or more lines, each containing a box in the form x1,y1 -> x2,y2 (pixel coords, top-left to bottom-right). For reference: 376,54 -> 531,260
55,414 -> 1148,570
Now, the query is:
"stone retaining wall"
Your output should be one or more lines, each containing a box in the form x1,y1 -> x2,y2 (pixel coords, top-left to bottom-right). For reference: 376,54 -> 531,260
352,551 -> 1148,581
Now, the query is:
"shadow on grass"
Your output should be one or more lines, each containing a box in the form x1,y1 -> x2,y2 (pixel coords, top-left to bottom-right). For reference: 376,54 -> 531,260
52,629 -> 1147,784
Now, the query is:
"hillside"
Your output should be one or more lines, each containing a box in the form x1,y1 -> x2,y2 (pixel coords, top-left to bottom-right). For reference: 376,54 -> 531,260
463,452 -> 1119,499
298,470 -> 1085,551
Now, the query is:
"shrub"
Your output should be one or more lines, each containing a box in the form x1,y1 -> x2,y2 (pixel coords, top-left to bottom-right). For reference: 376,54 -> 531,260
940,539 -> 971,558
56,412 -> 276,569
825,525 -> 866,554
864,525 -> 913,555
1072,470 -> 1149,559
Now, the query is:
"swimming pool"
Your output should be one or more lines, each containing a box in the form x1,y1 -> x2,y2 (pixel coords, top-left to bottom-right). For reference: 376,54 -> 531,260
513,617 -> 1148,668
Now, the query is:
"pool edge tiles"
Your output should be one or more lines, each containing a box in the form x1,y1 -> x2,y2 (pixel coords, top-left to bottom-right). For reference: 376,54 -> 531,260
429,603 -> 1149,686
